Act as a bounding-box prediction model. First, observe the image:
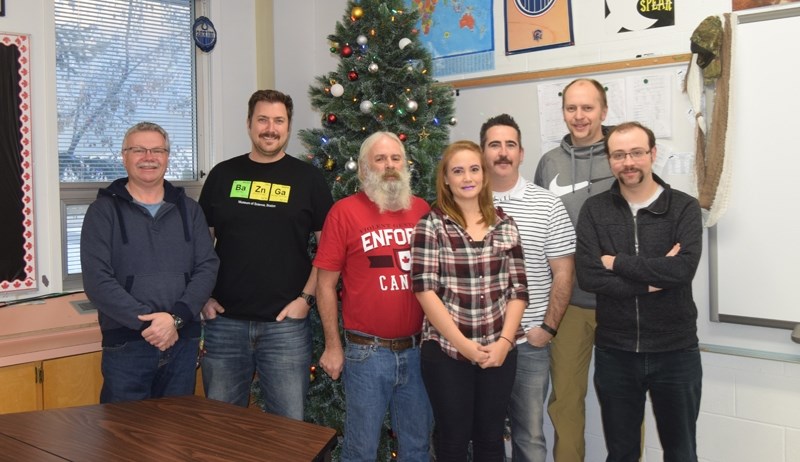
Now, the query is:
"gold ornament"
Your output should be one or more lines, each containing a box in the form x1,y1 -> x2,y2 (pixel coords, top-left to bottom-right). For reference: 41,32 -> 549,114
351,6 -> 364,19
419,128 -> 430,140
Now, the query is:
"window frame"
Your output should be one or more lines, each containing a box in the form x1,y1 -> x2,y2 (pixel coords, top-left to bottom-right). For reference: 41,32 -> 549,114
57,0 -> 211,290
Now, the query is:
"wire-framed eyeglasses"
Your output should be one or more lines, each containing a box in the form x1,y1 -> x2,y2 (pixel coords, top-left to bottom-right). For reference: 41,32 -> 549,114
123,146 -> 169,156
609,149 -> 651,162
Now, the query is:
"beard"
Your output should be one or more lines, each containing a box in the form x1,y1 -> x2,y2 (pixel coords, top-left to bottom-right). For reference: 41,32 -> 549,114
362,167 -> 413,213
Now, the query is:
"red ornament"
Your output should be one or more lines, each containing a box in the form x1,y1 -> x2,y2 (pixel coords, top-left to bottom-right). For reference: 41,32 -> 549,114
327,113 -> 338,124
341,45 -> 354,58
398,133 -> 408,142
347,70 -> 359,81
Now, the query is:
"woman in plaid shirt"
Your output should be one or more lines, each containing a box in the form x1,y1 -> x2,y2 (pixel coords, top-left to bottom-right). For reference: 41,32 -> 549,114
411,140 -> 528,461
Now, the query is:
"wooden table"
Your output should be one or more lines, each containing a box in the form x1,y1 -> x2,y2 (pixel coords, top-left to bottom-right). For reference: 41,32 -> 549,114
0,395 -> 337,461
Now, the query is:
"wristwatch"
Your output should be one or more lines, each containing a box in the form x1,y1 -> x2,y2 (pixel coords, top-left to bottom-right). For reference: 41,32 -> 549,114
171,314 -> 185,330
299,291 -> 316,306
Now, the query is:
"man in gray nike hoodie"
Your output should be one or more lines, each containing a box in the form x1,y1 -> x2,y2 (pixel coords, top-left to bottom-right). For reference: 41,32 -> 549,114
533,78 -> 613,462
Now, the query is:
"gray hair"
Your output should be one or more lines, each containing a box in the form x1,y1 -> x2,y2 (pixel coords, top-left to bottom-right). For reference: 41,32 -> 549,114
122,122 -> 171,152
358,131 -> 405,172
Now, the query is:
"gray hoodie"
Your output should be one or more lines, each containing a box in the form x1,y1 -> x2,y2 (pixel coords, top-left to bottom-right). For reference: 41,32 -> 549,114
533,127 -> 614,308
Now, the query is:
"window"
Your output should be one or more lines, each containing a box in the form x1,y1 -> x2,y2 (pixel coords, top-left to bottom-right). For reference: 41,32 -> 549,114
55,0 -> 201,285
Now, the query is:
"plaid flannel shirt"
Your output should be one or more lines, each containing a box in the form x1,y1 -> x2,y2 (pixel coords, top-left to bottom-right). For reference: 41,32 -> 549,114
411,207 -> 528,362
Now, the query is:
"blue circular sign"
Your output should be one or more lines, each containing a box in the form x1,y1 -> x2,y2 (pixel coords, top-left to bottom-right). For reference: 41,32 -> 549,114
193,16 -> 217,53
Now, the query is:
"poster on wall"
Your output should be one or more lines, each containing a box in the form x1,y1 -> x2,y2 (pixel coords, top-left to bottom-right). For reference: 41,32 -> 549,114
733,0 -> 800,10
407,0 -> 495,77
605,0 -> 675,34
505,0 -> 574,55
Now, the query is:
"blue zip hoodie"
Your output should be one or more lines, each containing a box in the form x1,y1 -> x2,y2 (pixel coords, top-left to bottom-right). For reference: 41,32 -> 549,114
81,178 -> 219,346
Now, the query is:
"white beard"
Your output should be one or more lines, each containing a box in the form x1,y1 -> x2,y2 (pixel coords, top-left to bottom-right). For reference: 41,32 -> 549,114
362,167 -> 413,213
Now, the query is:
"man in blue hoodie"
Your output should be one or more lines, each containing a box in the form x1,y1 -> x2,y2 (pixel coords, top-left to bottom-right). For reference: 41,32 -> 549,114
81,122 -> 219,403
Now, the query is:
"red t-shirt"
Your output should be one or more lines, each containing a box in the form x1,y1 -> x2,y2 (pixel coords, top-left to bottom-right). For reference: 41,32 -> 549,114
314,192 -> 430,338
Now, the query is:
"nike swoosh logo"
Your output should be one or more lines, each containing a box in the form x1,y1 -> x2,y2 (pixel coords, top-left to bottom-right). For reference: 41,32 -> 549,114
548,174 -> 614,197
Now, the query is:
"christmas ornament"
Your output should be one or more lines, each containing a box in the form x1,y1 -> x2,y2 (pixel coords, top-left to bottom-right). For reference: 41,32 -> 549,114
323,157 -> 336,171
406,100 -> 418,113
340,44 -> 353,58
398,37 -> 412,50
327,113 -> 338,124
359,100 -> 374,114
330,83 -> 344,97
345,157 -> 358,172
368,62 -> 379,74
398,133 -> 408,142
351,6 -> 364,20
348,70 -> 359,81
356,35 -> 368,46
418,127 -> 430,140
449,117 -> 458,126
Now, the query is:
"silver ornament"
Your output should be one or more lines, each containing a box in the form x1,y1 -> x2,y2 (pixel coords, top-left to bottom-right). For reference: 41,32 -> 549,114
356,35 -> 368,46
359,100 -> 374,114
449,117 -> 458,126
345,157 -> 358,172
368,62 -> 379,74
406,100 -> 418,113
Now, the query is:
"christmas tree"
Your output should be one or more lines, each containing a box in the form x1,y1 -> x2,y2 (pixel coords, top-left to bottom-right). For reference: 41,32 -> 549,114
298,0 -> 456,460
298,0 -> 456,202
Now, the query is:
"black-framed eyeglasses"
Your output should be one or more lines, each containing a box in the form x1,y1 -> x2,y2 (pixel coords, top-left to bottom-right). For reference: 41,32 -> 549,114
123,146 -> 169,156
609,149 -> 650,162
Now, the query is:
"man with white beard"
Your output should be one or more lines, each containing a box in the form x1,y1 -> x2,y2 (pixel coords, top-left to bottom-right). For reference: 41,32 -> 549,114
315,131 -> 433,461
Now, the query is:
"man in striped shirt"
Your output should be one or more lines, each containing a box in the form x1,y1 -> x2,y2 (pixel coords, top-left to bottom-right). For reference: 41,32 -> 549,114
480,114 -> 576,462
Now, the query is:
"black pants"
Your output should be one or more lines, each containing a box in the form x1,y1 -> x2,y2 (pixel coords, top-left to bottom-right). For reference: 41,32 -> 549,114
421,341 -> 517,462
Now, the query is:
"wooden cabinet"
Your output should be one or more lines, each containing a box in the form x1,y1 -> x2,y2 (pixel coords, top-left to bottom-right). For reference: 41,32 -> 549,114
1,353 -> 205,415
0,362 -> 42,414
0,352 -> 102,415
42,351 -> 103,410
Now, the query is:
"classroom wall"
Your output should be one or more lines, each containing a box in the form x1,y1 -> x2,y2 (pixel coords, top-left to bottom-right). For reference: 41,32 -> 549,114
2,1 -> 799,461
274,2 -> 800,462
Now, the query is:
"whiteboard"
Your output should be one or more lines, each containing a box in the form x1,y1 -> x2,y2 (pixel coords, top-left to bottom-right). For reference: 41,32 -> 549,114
709,7 -> 800,335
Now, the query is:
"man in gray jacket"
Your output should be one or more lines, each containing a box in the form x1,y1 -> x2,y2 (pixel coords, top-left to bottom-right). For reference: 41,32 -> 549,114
575,121 -> 703,462
81,122 -> 219,403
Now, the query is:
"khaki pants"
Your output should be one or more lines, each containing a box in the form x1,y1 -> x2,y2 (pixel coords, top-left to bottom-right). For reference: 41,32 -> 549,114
547,304 -> 596,462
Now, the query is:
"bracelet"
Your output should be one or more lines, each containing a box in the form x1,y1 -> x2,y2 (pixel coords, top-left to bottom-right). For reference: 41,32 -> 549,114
540,322 -> 558,337
499,335 -> 515,348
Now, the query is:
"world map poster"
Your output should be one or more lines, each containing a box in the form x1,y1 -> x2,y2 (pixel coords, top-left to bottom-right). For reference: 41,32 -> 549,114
505,0 -> 574,55
407,0 -> 495,77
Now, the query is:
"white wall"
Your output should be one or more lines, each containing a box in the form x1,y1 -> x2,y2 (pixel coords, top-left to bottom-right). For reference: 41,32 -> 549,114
3,1 -> 799,460
274,2 -> 800,462
0,0 -> 256,299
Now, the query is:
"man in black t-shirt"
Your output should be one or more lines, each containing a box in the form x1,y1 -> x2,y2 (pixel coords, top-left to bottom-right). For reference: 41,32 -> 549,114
198,90 -> 333,420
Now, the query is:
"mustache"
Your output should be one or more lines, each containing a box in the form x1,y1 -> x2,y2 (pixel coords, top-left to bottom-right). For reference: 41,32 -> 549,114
382,170 -> 401,180
259,132 -> 279,139
136,162 -> 160,168
494,156 -> 512,165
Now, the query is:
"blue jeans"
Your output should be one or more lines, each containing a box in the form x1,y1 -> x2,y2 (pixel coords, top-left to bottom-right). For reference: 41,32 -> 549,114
341,333 -> 432,462
201,315 -> 311,420
508,341 -> 550,462
594,345 -> 702,462
421,341 -> 517,462
100,336 -> 199,403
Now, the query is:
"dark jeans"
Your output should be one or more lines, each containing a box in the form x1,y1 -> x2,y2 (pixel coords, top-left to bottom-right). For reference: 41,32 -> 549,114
594,345 -> 702,462
100,336 -> 200,403
421,341 -> 517,462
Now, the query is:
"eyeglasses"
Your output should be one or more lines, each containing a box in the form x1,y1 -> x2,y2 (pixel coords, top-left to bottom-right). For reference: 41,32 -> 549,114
609,149 -> 650,162
123,146 -> 169,156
